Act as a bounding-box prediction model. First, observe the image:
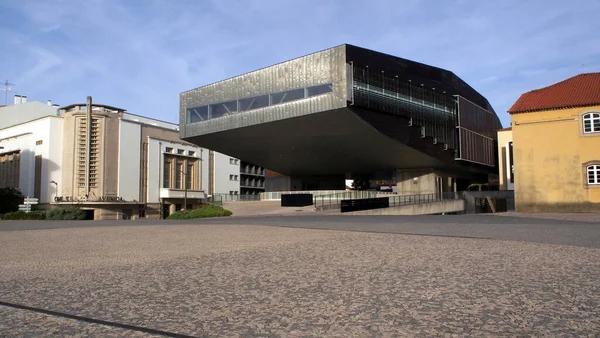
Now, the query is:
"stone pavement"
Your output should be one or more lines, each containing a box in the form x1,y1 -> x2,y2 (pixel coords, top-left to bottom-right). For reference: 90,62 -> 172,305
1,221 -> 600,337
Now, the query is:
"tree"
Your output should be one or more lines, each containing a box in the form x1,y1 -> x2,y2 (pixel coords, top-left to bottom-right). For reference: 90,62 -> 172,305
0,187 -> 24,214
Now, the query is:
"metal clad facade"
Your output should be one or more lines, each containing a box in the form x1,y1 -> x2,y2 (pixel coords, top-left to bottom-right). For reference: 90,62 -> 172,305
180,45 -> 348,138
455,96 -> 502,167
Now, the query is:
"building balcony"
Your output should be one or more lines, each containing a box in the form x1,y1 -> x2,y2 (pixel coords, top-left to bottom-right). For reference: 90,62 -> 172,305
160,188 -> 206,200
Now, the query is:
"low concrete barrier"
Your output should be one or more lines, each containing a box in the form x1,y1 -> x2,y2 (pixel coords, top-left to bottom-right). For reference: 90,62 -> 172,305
341,199 -> 465,215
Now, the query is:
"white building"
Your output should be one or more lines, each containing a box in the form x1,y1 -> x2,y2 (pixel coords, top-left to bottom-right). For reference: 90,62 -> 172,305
0,96 -> 241,219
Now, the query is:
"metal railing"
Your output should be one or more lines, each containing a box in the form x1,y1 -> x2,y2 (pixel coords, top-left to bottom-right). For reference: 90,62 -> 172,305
387,192 -> 462,207
314,191 -> 380,210
209,194 -> 261,204
315,191 -> 463,211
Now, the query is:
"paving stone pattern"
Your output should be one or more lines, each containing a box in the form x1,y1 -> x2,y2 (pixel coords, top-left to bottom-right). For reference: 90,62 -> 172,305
1,224 -> 599,337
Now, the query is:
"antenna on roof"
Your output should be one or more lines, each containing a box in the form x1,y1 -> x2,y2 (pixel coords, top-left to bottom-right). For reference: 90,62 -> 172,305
1,80 -> 15,105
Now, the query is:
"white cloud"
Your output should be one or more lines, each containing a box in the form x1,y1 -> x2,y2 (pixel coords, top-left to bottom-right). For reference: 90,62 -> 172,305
0,0 -> 599,128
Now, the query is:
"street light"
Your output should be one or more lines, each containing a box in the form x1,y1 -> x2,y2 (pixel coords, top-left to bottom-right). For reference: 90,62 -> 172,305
50,181 -> 58,204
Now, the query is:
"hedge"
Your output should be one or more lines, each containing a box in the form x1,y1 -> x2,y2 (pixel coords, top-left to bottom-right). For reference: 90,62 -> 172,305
167,204 -> 232,219
45,207 -> 86,220
0,210 -> 46,220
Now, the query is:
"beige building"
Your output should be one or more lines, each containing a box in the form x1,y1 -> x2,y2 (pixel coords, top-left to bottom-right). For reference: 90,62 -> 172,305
0,96 -> 242,220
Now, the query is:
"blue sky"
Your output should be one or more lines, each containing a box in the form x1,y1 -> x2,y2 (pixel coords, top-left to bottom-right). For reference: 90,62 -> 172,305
1,0 -> 599,127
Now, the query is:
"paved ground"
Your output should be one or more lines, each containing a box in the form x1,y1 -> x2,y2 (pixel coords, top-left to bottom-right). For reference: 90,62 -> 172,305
1,215 -> 600,336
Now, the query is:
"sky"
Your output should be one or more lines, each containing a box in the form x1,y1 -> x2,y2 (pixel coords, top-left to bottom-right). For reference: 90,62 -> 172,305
0,0 -> 599,128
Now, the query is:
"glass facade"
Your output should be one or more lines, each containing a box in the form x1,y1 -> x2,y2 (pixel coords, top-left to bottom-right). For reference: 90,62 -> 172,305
186,83 -> 334,123
352,65 -> 457,148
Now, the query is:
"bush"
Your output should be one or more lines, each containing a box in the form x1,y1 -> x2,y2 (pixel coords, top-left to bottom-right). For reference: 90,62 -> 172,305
45,206 -> 86,220
0,187 -> 25,214
167,204 -> 232,219
0,210 -> 46,220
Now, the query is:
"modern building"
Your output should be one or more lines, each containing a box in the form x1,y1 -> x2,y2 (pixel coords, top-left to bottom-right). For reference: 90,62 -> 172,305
179,44 -> 503,195
0,96 -> 243,219
506,72 -> 600,212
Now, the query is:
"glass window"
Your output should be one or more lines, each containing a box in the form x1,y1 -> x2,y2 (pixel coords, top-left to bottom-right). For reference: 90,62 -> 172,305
307,83 -> 333,97
583,113 -> 600,133
210,101 -> 238,119
239,95 -> 269,112
165,147 -> 173,153
187,106 -> 208,123
186,163 -> 193,189
271,88 -> 305,104
176,161 -> 183,189
588,165 -> 600,184
188,151 -> 195,156
177,149 -> 185,154
163,158 -> 171,188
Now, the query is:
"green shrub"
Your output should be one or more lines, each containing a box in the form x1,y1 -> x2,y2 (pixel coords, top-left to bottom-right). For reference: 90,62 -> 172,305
167,204 -> 232,219
45,207 -> 86,220
0,187 -> 25,214
0,210 -> 46,220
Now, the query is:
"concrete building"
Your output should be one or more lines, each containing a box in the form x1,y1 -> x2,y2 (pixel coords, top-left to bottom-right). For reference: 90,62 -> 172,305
179,44 -> 503,195
506,72 -> 600,212
0,96 -> 242,219
497,127 -> 514,191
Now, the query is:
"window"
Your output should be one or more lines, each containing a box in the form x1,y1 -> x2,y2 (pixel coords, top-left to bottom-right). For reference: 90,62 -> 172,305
186,163 -> 193,189
239,95 -> 269,112
165,147 -> 173,153
36,140 -> 43,145
177,149 -> 185,155
307,83 -> 333,97
176,161 -> 183,189
588,165 -> 600,185
188,151 -> 196,156
230,174 -> 235,180
210,100 -> 238,119
234,159 -> 239,165
271,88 -> 305,104
163,158 -> 171,188
583,113 -> 600,133
187,106 -> 208,123
234,175 -> 238,181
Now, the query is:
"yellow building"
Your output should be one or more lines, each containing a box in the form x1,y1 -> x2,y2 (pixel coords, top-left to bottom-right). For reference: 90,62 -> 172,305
505,73 -> 600,212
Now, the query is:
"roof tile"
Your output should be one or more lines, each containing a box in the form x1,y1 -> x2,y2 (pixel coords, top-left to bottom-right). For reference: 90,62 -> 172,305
508,72 -> 600,114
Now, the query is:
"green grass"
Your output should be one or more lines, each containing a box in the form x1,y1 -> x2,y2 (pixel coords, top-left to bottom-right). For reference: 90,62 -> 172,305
166,204 -> 232,219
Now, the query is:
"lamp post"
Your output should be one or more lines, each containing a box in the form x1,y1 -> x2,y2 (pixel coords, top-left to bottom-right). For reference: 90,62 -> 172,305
50,181 -> 58,204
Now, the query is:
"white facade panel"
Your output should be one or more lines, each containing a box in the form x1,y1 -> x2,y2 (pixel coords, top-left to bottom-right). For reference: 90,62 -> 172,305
118,120 -> 142,201
212,151 -> 240,194
0,102 -> 59,130
0,116 -> 63,203
147,137 -> 207,203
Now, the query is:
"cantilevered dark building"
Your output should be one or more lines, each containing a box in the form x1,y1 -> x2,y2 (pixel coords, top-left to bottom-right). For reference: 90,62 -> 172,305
179,44 -> 502,194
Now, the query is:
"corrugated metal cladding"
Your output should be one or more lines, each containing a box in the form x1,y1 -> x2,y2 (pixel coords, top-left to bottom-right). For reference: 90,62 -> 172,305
456,96 -> 503,167
180,45 -> 348,138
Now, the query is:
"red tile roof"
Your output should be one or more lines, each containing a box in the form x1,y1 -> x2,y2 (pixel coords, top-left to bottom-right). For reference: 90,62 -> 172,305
508,72 -> 600,114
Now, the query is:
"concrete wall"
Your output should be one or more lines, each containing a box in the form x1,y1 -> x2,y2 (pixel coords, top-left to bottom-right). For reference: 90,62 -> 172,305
0,102 -> 59,130
212,152 -> 240,194
395,169 -> 454,195
343,199 -> 465,215
511,105 -> 600,212
118,120 -> 142,201
0,116 -> 63,203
